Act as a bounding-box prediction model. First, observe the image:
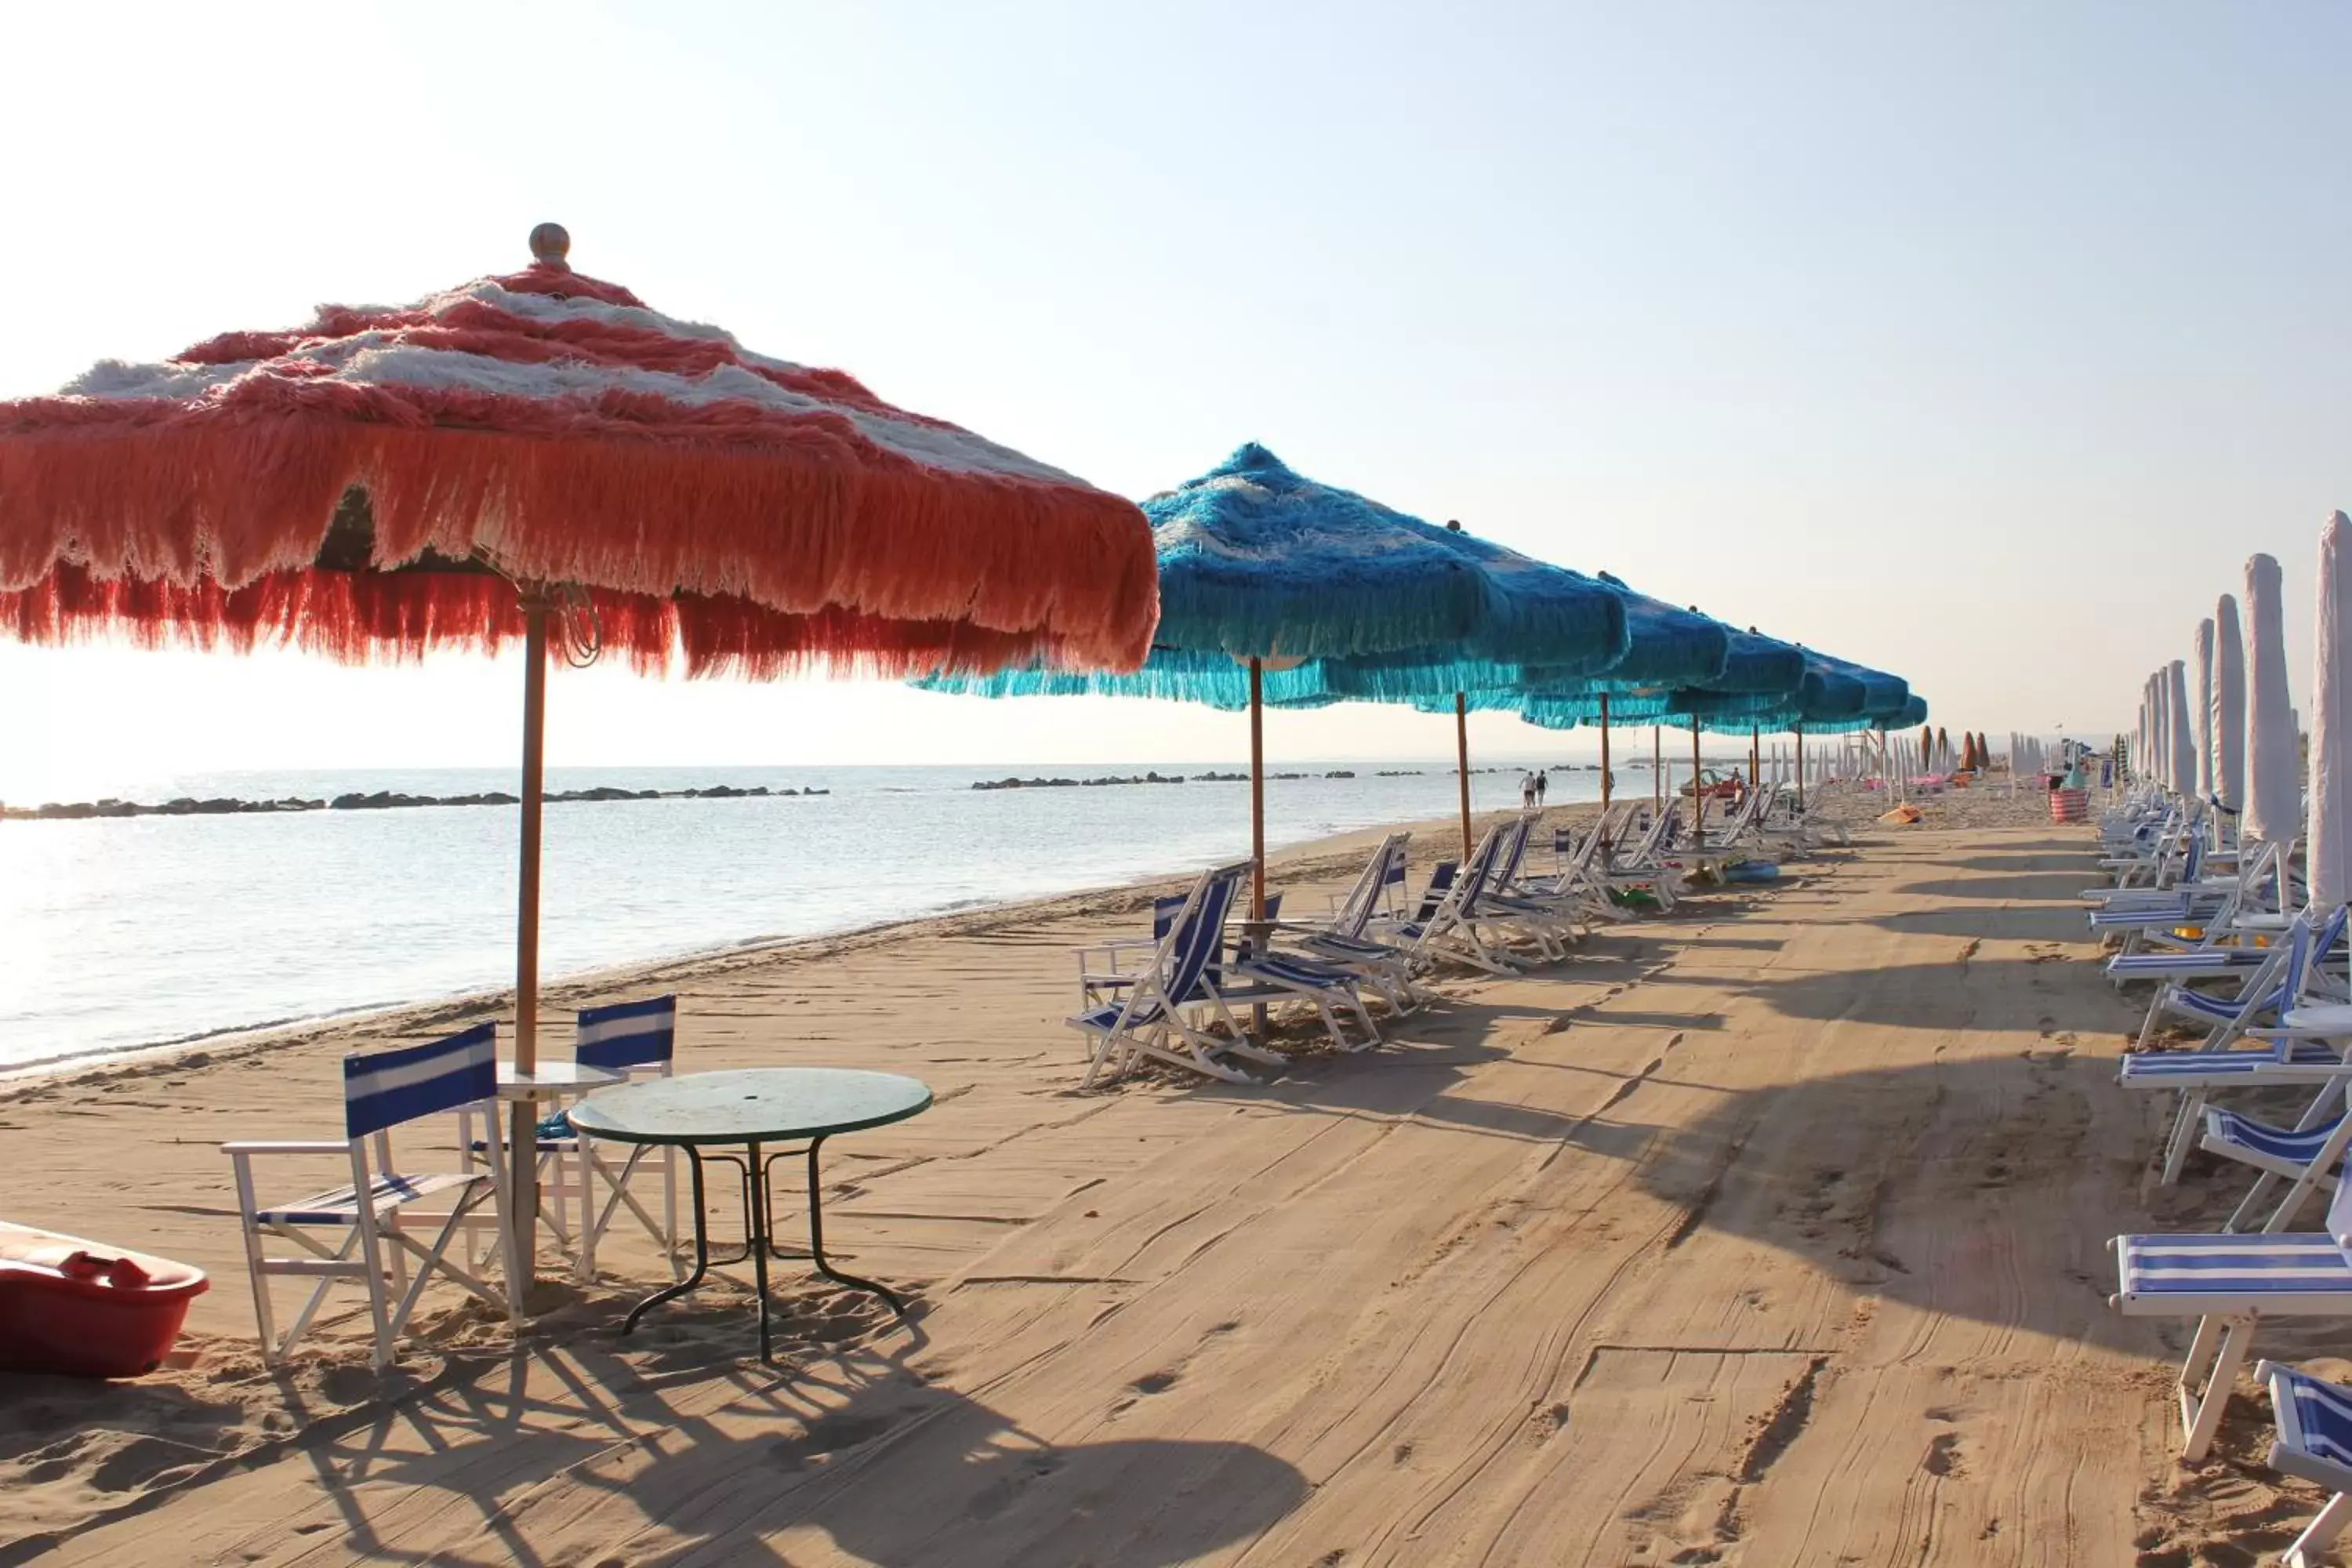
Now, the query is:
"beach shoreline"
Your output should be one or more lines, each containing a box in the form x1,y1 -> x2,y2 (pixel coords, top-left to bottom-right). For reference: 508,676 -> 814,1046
0,804 -> 1559,1094
3,779 -> 2043,1093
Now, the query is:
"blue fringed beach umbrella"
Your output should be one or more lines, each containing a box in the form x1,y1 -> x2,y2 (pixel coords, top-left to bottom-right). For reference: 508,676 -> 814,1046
1440,574 -> 1732,812
1518,620 -> 1807,822
915,444 -> 1629,910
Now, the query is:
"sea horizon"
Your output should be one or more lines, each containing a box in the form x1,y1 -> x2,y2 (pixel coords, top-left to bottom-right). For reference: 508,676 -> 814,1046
2,755 -> 1792,1074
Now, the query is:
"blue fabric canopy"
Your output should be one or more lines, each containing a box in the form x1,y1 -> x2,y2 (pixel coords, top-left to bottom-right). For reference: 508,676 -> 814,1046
914,444 -> 1630,706
1145,443 -> 1626,668
1708,627 -> 1808,695
1804,651 -> 1910,713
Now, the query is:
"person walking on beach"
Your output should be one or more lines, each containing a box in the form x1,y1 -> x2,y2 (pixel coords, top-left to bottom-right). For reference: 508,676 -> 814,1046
1535,769 -> 1548,804
1520,771 -> 1537,809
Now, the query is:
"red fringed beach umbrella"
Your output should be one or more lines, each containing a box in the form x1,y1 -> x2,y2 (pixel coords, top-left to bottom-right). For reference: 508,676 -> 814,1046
0,225 -> 1159,1293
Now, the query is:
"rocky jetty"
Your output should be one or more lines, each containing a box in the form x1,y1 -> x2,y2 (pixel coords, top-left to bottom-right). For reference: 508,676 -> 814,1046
971,771 -> 1188,791
1,784 -> 829,822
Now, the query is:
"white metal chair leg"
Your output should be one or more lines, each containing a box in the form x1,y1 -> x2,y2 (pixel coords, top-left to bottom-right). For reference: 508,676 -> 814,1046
2285,1491 -> 2352,1568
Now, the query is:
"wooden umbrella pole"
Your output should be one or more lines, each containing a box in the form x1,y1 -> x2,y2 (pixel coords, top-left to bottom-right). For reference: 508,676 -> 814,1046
510,594 -> 550,1298
1795,724 -> 1806,811
1691,723 -> 1704,848
1250,658 -> 1267,920
1750,722 -> 1759,787
1599,694 -> 1613,810
1653,726 -> 1662,811
1454,693 -> 1473,862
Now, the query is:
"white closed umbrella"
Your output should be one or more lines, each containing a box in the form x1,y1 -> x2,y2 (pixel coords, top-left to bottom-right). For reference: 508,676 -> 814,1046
2195,618 -> 2217,799
2246,552 -> 2301,848
2168,660 -> 2195,798
2216,593 -> 2247,811
2311,514 -> 2352,909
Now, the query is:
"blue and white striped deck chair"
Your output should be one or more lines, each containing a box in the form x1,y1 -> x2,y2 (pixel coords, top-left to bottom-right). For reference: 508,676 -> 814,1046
2197,1083 -> 2352,1234
1352,855 -> 1466,975
2108,1167 -> 2352,1461
1285,833 -> 1432,1011
1603,804 -> 1686,913
1464,812 -> 1578,964
1521,805 -> 1630,926
569,996 -> 682,1283
2106,866 -> 2327,991
1410,822 -> 1524,975
2130,907 -> 2337,1054
2255,1360 -> 2352,1566
223,1022 -> 517,1369
1068,861 -> 1279,1086
1135,887 -> 1384,1054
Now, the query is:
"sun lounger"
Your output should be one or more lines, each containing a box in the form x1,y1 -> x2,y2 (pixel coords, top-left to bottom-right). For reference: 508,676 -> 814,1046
1279,832 -> 1434,1010
1068,861 -> 1284,1086
2108,1176 -> 2352,1461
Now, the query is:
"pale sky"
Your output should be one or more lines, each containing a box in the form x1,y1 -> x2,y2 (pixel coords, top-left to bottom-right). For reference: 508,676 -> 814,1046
2,1 -> 2346,800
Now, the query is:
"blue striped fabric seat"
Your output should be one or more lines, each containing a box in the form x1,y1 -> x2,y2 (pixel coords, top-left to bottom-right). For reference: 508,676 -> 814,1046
2114,1232 -> 2352,1313
2264,1364 -> 2352,1491
2090,905 -> 2196,930
2107,949 -> 2259,976
2205,1108 -> 2347,1166
256,1171 -> 477,1227
2172,986 -> 2282,1023
2119,1040 -> 2347,1086
1235,951 -> 1356,987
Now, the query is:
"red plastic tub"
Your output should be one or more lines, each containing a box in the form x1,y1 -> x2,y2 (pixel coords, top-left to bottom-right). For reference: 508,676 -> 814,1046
0,1220 -> 209,1378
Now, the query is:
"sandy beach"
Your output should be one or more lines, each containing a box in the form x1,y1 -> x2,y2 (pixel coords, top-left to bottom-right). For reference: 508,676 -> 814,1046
2,791 -> 2318,1566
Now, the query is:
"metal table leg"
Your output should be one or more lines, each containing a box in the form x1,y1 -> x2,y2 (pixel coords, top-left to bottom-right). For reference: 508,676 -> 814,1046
803,1134 -> 904,1313
746,1139 -> 774,1362
621,1145 -> 710,1335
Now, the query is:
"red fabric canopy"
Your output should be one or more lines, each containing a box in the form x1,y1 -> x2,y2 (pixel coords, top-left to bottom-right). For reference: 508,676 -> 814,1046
0,234 -> 1157,676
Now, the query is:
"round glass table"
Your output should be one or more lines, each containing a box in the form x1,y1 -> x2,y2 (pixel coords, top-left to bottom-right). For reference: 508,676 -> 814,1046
565,1067 -> 932,1361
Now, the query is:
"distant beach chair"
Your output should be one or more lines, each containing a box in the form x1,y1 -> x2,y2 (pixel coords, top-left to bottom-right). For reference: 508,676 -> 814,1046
1463,811 -> 1584,963
1068,861 -> 1282,1086
1282,832 -> 1433,1010
2110,1164 -> 2352,1461
2253,1360 -> 2352,1567
223,1022 -> 517,1369
1420,821 -> 1540,973
1602,802 -> 1686,912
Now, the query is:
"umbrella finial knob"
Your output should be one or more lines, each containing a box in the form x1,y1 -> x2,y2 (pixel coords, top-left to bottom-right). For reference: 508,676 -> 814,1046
528,223 -> 572,270
1446,518 -> 1463,532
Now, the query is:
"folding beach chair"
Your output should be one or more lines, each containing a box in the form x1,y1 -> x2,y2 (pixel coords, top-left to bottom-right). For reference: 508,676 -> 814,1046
1280,832 -> 1433,1011
2109,1168 -> 2352,1461
2196,1082 -> 2352,1234
1068,861 -> 1282,1085
2255,1360 -> 2352,1567
1415,822 -> 1533,974
567,996 -> 683,1281
224,1022 -> 517,1369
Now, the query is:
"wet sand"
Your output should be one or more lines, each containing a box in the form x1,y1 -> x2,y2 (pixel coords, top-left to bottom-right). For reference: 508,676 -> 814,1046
3,790 -> 2317,1566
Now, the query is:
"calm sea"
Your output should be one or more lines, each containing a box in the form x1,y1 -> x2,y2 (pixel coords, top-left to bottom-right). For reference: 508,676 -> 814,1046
0,759 -> 1656,1071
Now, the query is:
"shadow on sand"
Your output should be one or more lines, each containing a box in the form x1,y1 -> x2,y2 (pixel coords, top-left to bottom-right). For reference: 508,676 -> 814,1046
2,1290 -> 1307,1568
